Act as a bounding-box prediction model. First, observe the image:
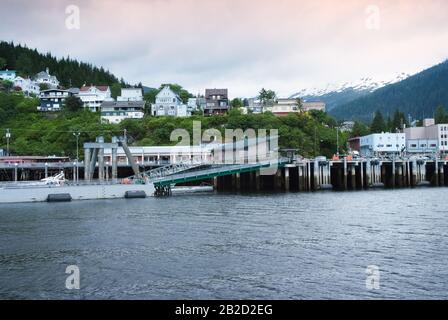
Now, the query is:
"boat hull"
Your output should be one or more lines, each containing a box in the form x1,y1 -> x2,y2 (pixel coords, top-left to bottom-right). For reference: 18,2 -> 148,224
0,183 -> 155,203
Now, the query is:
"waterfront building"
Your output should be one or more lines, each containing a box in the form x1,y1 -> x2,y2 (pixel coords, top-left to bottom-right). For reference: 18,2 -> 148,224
103,145 -> 214,165
117,88 -> 143,102
359,133 -> 406,157
0,69 -> 17,81
13,76 -> 40,95
34,68 -> 59,88
204,89 -> 229,116
348,137 -> 361,152
404,119 -> 448,154
78,85 -> 113,112
100,101 -> 145,124
38,89 -> 73,111
151,86 -> 190,117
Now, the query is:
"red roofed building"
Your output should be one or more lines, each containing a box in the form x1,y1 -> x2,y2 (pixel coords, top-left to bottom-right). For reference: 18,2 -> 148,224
78,85 -> 113,112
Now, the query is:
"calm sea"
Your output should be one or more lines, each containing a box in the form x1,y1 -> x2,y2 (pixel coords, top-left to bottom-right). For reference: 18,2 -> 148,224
0,188 -> 447,299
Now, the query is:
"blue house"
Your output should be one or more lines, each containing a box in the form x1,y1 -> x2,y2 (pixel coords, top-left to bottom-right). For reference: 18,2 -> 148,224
0,69 -> 17,81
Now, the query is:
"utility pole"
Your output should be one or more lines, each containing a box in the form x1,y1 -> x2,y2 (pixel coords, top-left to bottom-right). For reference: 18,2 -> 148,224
314,126 -> 317,158
6,129 -> 11,156
73,132 -> 81,182
336,126 -> 339,156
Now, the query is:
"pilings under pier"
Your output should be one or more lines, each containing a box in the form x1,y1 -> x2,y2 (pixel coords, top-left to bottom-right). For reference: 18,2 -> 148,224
212,159 -> 448,192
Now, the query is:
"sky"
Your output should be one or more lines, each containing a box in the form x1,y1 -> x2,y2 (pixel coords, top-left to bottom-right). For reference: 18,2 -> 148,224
1,0 -> 447,97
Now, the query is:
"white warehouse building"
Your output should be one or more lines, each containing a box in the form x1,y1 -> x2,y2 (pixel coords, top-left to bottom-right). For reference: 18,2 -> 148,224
360,133 -> 406,157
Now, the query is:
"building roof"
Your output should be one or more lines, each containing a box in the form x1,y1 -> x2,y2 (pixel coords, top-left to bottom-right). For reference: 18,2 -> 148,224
68,87 -> 80,94
80,85 -> 110,92
100,101 -> 145,108
0,69 -> 16,73
205,88 -> 228,96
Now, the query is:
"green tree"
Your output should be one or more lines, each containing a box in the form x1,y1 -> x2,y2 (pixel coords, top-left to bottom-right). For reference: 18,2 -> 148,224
143,89 -> 158,104
231,98 -> 244,109
295,97 -> 304,112
351,121 -> 370,137
110,83 -> 121,100
370,111 -> 387,133
39,83 -> 50,91
64,96 -> 83,113
0,57 -> 6,69
435,105 -> 448,124
391,110 -> 409,131
1,80 -> 13,92
259,88 -> 276,109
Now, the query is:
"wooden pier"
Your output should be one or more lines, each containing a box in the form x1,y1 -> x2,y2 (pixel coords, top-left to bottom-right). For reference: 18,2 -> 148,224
214,158 -> 448,192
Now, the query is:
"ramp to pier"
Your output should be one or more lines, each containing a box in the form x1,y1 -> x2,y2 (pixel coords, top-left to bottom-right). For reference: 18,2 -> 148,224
151,158 -> 290,187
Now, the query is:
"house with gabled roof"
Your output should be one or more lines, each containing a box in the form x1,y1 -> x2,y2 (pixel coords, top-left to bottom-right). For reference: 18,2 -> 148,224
34,68 -> 59,88
78,85 -> 113,112
151,85 -> 189,117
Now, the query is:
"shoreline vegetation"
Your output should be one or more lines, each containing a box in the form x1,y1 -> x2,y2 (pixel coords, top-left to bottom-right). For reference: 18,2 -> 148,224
0,91 -> 346,159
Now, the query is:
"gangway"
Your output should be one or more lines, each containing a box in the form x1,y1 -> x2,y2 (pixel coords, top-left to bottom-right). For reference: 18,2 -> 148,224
152,157 -> 291,188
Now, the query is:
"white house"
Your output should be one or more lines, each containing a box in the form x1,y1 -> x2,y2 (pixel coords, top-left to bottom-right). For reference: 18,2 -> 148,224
13,76 -> 40,95
0,69 -> 17,81
151,86 -> 190,117
265,99 -> 326,116
117,88 -> 143,102
100,101 -> 145,124
78,85 -> 113,112
34,68 -> 59,88
360,133 -> 406,157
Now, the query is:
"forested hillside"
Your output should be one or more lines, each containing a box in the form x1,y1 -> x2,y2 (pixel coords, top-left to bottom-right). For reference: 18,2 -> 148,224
330,60 -> 448,122
0,41 -> 123,88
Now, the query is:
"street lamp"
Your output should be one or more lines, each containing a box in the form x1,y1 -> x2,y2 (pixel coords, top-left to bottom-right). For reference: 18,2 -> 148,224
5,129 -> 11,156
336,126 -> 340,156
73,132 -> 81,182
73,132 -> 81,161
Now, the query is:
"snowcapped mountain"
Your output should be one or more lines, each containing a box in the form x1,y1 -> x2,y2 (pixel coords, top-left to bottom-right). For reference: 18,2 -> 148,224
289,73 -> 410,111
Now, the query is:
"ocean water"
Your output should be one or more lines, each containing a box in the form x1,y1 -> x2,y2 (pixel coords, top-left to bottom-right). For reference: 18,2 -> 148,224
0,188 -> 447,299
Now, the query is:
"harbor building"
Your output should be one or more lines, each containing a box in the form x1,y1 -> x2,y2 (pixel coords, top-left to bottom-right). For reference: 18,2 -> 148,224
151,86 -> 189,117
103,145 -> 215,165
204,89 -> 229,116
404,119 -> 448,155
117,88 -> 143,102
37,89 -> 73,111
0,69 -> 17,81
78,85 -> 113,112
360,133 -> 406,157
100,101 -> 145,124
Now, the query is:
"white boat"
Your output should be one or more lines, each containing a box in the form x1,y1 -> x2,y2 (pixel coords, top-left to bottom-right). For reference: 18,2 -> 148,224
0,172 -> 155,204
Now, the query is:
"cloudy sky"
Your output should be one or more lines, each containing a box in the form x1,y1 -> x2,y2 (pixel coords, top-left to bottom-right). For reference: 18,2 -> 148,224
1,0 -> 447,97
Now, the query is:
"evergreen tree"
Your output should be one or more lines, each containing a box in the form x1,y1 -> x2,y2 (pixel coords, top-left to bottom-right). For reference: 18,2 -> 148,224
435,105 -> 448,124
64,96 -> 83,113
370,111 -> 387,133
